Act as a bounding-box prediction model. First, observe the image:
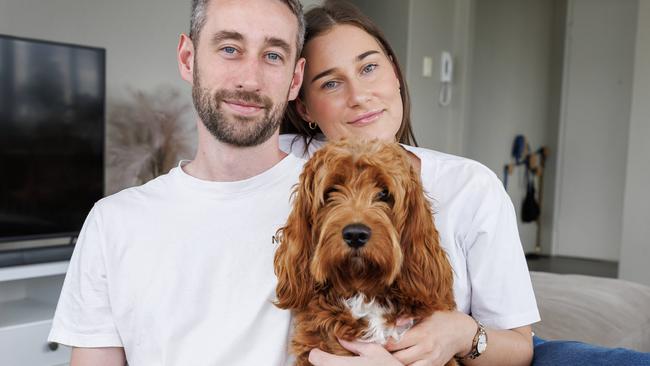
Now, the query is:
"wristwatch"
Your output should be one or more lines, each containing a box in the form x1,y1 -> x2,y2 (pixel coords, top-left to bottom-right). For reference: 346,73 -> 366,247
455,319 -> 488,362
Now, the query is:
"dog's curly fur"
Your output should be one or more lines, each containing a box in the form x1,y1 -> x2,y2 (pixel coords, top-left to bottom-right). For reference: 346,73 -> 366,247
274,139 -> 457,366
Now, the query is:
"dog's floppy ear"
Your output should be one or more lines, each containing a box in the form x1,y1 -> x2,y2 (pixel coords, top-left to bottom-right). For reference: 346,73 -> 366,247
395,167 -> 455,312
274,159 -> 318,310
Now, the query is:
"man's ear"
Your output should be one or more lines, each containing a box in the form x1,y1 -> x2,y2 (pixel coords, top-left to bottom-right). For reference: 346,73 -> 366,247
177,34 -> 195,84
288,57 -> 306,101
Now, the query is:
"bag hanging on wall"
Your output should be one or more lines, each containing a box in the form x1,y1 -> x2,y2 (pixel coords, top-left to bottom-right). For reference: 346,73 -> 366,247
521,171 -> 540,223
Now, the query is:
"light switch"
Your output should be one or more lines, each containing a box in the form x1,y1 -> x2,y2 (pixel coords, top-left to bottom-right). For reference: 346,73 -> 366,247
422,56 -> 433,77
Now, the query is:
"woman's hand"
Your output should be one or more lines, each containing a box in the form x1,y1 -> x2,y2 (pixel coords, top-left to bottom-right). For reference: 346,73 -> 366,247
385,311 -> 477,366
309,339 -> 404,366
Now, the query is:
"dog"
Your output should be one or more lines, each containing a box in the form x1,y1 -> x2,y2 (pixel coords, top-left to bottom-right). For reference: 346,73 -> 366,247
274,139 -> 457,366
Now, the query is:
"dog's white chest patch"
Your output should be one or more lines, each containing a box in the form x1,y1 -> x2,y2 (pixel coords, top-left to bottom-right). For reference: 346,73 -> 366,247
343,294 -> 411,345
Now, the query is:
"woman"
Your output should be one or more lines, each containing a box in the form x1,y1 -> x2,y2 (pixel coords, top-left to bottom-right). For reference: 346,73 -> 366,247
281,1 -> 535,365
280,1 -> 650,366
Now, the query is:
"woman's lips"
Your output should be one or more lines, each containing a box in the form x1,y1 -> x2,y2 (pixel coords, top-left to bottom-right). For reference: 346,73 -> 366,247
348,110 -> 384,126
223,100 -> 264,116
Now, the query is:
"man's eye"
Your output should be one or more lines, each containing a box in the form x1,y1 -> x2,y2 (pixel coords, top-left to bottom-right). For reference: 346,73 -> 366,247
222,47 -> 237,54
266,52 -> 283,62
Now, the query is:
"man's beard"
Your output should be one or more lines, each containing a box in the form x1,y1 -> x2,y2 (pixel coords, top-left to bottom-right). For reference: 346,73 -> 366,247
192,69 -> 288,147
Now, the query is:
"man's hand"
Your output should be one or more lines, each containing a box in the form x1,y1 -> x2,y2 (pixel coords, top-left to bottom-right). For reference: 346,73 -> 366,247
308,339 -> 403,366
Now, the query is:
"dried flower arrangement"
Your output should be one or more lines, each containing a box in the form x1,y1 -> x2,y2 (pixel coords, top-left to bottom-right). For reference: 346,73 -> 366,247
106,88 -> 196,194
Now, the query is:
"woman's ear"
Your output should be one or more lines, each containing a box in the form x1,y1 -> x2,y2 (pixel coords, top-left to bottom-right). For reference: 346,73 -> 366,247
295,97 -> 314,124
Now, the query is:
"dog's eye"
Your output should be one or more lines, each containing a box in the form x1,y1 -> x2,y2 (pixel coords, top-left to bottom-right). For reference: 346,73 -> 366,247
324,187 -> 337,201
376,188 -> 391,202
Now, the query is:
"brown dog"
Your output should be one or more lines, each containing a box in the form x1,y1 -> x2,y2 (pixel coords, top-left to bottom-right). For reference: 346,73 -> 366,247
274,139 -> 457,366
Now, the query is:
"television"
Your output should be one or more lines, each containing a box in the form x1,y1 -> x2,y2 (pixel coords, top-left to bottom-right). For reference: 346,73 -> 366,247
0,35 -> 105,267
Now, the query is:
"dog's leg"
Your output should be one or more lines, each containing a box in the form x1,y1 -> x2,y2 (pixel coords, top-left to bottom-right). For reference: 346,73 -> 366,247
291,303 -> 369,364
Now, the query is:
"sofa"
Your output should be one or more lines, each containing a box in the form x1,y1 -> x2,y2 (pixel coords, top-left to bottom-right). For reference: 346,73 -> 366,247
530,271 -> 650,352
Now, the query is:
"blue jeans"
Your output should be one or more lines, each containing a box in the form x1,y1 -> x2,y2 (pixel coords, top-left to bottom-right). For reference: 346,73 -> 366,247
533,336 -> 650,365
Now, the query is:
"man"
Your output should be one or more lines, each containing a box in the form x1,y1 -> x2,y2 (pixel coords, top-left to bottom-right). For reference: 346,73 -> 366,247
48,0 -> 305,364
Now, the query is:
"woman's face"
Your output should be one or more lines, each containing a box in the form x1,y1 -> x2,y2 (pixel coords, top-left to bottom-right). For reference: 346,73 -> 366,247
298,24 -> 403,142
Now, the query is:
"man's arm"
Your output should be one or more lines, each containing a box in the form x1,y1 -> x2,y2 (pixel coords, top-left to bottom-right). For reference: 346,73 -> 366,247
71,347 -> 126,366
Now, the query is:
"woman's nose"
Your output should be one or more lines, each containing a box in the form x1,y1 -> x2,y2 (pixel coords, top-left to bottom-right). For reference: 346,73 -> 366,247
346,79 -> 372,107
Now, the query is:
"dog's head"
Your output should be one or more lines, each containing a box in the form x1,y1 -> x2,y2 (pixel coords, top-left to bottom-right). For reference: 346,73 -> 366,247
274,139 -> 453,311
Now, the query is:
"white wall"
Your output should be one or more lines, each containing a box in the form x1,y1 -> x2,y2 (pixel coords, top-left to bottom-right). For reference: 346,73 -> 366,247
619,1 -> 650,286
553,0 -> 638,261
465,0 -> 559,253
301,0 -> 321,10
0,0 -> 190,98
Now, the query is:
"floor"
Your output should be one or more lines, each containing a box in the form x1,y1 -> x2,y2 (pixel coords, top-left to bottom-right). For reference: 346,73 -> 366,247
526,254 -> 618,278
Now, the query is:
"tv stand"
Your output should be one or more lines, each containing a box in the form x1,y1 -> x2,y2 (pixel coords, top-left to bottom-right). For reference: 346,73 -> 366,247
0,262 -> 71,365
0,245 -> 75,268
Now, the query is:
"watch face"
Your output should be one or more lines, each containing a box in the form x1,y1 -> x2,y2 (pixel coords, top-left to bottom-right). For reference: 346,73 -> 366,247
477,334 -> 488,353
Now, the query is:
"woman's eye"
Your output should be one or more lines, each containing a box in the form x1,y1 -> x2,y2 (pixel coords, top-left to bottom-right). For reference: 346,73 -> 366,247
362,63 -> 378,74
322,80 -> 339,90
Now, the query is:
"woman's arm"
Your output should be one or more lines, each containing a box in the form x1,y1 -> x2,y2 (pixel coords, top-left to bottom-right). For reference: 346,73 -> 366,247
387,311 -> 533,366
463,325 -> 533,366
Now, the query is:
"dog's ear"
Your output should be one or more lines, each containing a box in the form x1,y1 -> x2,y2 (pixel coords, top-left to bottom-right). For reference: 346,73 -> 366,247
273,160 -> 318,310
395,167 -> 455,311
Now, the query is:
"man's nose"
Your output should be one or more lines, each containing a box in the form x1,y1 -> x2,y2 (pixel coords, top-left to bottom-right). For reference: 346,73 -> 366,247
235,57 -> 263,91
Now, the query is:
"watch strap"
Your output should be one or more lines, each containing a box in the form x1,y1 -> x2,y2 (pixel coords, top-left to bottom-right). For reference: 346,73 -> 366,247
455,319 -> 487,361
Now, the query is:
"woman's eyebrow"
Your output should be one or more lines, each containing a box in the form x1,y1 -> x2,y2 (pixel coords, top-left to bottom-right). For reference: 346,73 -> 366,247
356,50 -> 380,61
311,68 -> 336,84
310,50 -> 381,84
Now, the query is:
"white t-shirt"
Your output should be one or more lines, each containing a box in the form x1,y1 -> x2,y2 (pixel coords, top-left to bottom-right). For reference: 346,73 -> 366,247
280,134 -> 540,329
49,154 -> 305,366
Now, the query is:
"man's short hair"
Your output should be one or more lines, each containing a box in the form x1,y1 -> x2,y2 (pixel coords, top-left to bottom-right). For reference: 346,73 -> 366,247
190,0 -> 306,59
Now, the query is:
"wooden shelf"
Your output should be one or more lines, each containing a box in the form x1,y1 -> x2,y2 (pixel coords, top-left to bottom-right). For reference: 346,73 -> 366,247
0,261 -> 69,282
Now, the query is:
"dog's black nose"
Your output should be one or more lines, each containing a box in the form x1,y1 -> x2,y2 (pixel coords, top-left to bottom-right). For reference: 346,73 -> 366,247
342,224 -> 371,248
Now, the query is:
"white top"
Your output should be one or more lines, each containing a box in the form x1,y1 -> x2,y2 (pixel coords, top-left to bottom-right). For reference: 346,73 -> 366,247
280,134 -> 540,329
49,154 -> 305,366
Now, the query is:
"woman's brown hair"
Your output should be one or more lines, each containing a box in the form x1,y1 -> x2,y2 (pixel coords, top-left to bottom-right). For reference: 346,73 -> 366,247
280,0 -> 418,147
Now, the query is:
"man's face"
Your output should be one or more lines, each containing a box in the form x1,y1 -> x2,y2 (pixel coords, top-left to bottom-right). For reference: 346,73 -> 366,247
190,0 -> 303,147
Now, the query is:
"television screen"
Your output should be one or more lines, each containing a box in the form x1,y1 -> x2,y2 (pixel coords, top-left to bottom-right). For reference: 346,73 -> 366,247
0,35 -> 105,254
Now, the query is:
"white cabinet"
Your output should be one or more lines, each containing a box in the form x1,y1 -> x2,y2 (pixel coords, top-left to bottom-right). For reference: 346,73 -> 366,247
0,262 -> 71,366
